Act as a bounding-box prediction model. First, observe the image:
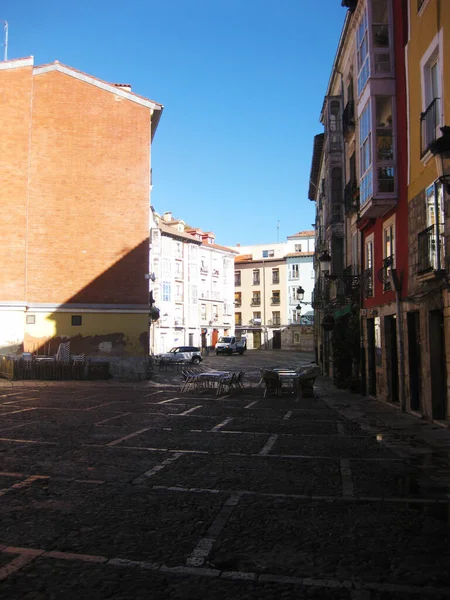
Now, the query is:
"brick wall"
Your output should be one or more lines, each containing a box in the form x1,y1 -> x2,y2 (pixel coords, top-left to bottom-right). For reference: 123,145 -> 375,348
26,69 -> 151,305
0,64 -> 33,301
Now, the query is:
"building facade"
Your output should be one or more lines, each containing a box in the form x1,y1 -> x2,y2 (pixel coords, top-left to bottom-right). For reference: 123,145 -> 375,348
0,57 -> 162,358
310,0 -> 450,419
150,212 -> 236,353
402,0 -> 450,419
232,232 -> 315,350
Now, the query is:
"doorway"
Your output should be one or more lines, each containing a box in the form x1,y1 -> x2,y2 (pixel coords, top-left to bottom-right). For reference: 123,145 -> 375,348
188,333 -> 194,346
429,310 -> 447,420
385,315 -> 399,403
253,330 -> 262,349
273,330 -> 281,350
366,318 -> 376,396
407,311 -> 421,412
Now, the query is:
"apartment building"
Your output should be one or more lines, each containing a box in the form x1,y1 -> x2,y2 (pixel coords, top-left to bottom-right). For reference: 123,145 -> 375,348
310,0 -> 450,418
0,57 -> 162,358
402,0 -> 450,420
232,232 -> 315,350
150,212 -> 237,353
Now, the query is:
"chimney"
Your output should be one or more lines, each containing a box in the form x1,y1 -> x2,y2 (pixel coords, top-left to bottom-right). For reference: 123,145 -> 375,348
163,211 -> 172,222
114,83 -> 132,92
237,243 -> 240,247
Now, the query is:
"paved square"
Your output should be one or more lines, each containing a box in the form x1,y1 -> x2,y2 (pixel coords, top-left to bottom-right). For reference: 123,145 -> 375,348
1,373 -> 450,599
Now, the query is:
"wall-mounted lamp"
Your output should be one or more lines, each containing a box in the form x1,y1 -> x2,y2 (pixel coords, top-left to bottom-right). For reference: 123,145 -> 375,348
318,250 -> 332,276
430,126 -> 450,194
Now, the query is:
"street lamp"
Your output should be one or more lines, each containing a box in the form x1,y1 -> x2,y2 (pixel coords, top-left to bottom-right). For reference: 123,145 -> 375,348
318,250 -> 332,277
430,126 -> 450,194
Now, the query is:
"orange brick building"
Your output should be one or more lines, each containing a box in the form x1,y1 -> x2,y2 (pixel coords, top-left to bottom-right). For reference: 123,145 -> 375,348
0,57 -> 163,357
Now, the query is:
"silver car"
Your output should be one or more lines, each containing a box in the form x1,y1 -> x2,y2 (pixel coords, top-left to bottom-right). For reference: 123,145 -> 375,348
156,346 -> 202,365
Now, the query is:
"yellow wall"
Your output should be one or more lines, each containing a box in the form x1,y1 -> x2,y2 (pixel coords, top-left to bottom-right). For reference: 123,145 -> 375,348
407,0 -> 450,200
23,311 -> 148,356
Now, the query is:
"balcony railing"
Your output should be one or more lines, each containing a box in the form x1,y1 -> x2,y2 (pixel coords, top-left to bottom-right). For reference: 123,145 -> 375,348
344,180 -> 359,213
234,300 -> 242,307
212,269 -> 220,277
421,98 -> 440,157
330,204 -> 344,224
235,320 -> 242,327
200,267 -> 209,275
253,279 -> 260,285
382,255 -> 394,291
364,268 -> 374,298
174,318 -> 185,326
342,100 -> 355,136
418,224 -> 445,274
272,276 -> 280,284
268,318 -> 281,327
289,273 -> 299,280
251,298 -> 261,306
235,278 -> 241,287
271,297 -> 280,305
289,318 -> 302,325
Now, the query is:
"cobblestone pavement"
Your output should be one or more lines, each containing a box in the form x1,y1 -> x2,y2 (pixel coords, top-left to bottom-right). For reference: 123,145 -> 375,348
1,350 -> 450,598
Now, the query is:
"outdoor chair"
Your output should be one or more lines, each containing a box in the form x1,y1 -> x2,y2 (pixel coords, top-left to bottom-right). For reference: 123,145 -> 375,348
260,369 -> 282,398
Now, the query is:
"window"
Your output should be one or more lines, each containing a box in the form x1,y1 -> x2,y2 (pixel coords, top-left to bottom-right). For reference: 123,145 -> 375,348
253,311 -> 261,321
262,249 -> 274,258
162,281 -> 171,302
72,315 -> 82,326
235,312 -> 242,326
289,264 -> 299,279
213,305 -> 218,320
365,240 -> 374,298
201,304 -> 207,320
420,32 -> 442,155
272,311 -> 280,326
175,241 -> 182,258
234,292 -> 242,306
383,218 -> 395,291
272,268 -> 280,284
253,269 -> 260,285
293,332 -> 301,344
372,0 -> 391,74
418,182 -> 445,273
162,258 -> 171,277
26,314 -> 35,325
357,8 -> 369,96
359,101 -> 373,205
235,271 -> 241,286
251,292 -> 261,306
294,244 -> 302,252
175,262 -> 182,279
175,283 -> 183,302
271,290 -> 280,305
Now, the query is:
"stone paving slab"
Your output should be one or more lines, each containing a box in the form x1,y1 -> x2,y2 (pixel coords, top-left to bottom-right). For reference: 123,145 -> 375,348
148,454 -> 343,496
2,481 -> 222,565
271,434 -> 399,459
0,558 -> 356,600
115,430 -> 268,454
349,459 -> 450,499
209,497 -> 450,586
222,417 -> 340,435
0,444 -> 168,482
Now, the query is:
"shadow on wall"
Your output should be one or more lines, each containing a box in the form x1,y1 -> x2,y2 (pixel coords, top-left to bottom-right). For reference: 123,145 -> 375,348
24,238 -> 150,358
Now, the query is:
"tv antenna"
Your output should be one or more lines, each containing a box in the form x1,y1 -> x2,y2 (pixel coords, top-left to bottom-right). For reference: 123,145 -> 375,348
1,21 -> 7,61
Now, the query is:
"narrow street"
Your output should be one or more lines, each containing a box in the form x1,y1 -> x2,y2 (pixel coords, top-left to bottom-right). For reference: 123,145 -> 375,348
1,351 -> 450,599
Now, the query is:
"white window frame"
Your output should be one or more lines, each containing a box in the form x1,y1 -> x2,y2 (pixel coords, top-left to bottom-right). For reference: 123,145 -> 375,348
420,29 -> 444,134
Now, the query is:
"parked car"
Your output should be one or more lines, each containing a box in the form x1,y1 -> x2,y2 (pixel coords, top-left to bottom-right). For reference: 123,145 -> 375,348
215,336 -> 246,356
155,346 -> 202,364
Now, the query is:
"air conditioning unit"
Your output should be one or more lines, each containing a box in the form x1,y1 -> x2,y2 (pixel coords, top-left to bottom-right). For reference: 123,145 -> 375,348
360,309 -> 367,317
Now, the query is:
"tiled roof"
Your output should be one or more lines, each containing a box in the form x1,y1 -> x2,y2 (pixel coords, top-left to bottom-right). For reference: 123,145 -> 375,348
285,252 -> 315,257
159,222 -> 202,243
235,254 -> 253,262
290,230 -> 315,237
202,240 -> 239,254
33,61 -> 163,108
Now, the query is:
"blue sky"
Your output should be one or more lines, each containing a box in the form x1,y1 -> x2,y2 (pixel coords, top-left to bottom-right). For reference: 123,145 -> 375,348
2,0 -> 345,246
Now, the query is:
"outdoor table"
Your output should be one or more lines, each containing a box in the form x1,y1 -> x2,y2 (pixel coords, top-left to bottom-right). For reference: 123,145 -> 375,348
271,368 -> 302,398
196,371 -> 230,395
